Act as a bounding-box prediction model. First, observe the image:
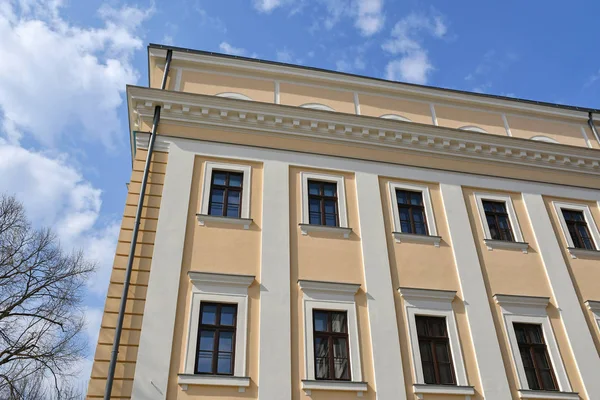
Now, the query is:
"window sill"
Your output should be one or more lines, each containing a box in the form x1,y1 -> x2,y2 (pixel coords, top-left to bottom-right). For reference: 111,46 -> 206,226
518,389 -> 579,400
178,374 -> 250,392
413,384 -> 475,398
393,232 -> 441,247
567,247 -> 600,259
301,380 -> 367,396
299,223 -> 352,239
484,239 -> 529,253
196,214 -> 253,229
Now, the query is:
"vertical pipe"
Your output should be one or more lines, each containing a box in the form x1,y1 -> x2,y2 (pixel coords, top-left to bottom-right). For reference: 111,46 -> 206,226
104,49 -> 172,400
588,112 -> 600,145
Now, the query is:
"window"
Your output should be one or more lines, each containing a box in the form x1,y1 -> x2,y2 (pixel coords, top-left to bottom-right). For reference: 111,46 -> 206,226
553,201 -> 600,258
196,302 -> 238,375
513,323 -> 558,391
300,172 -> 349,237
298,280 -> 366,395
396,189 -> 429,235
199,162 -> 252,225
561,209 -> 595,250
180,272 -> 253,391
208,170 -> 243,218
313,310 -> 350,381
388,182 -> 439,246
494,294 -> 572,394
474,193 -> 527,252
398,287 -> 470,391
308,180 -> 339,227
416,316 -> 456,385
482,200 -> 514,241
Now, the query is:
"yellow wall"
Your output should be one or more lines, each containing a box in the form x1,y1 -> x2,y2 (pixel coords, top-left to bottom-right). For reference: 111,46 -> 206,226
87,149 -> 168,399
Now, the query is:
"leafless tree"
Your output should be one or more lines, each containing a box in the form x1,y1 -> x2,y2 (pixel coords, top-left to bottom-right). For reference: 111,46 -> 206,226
0,195 -> 95,399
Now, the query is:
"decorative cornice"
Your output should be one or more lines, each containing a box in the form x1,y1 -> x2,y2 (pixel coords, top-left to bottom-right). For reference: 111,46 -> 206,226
188,271 -> 255,287
298,279 -> 361,295
128,86 -> 600,176
148,47 -> 593,121
493,294 -> 550,308
135,131 -> 170,152
393,232 -> 441,247
398,287 -> 457,302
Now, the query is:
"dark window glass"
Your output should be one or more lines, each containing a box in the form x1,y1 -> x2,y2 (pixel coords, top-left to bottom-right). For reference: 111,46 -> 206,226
396,190 -> 429,235
562,209 -> 596,250
415,315 -> 456,385
482,200 -> 515,241
208,170 -> 243,218
308,180 -> 339,227
513,323 -> 558,391
195,302 -> 237,375
313,310 -> 350,380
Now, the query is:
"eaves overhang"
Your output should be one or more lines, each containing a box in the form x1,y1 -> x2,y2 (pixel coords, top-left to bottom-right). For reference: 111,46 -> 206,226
127,85 -> 600,177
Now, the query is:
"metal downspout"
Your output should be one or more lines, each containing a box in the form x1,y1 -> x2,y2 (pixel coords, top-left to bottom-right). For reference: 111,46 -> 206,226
588,112 -> 600,146
104,49 -> 173,400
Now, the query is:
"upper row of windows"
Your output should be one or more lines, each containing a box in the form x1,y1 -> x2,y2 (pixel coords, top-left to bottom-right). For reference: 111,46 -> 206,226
200,163 -> 600,254
215,92 -> 562,144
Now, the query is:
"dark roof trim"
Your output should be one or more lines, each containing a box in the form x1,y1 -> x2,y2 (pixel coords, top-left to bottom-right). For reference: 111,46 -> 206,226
147,43 -> 600,115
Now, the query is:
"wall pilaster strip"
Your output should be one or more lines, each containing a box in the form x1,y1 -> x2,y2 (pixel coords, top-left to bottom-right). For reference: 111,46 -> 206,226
439,183 -> 512,399
522,193 -> 600,399
131,143 -> 195,399
355,172 -> 407,399
257,160 -> 292,399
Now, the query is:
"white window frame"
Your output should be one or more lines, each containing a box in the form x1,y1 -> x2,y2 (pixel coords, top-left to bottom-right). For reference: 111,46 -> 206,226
180,272 -> 254,390
552,201 -> 600,258
298,280 -> 366,395
216,92 -> 253,101
474,192 -> 528,252
380,113 -> 412,122
398,288 -> 470,390
530,135 -> 559,144
459,125 -> 488,133
300,172 -> 349,233
300,103 -> 335,111
585,301 -> 600,333
388,182 -> 440,246
199,161 -> 252,219
493,295 -> 572,394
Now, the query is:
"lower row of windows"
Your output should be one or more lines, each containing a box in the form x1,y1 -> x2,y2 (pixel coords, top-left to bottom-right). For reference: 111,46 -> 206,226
193,301 -> 557,391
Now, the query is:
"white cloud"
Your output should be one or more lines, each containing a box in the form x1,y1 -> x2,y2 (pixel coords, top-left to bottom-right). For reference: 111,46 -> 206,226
354,0 -> 384,36
0,0 -> 152,147
465,50 -> 517,93
219,41 -> 248,56
195,5 -> 227,33
276,48 -> 294,63
382,12 -> 448,84
385,52 -> 432,85
253,0 -> 287,13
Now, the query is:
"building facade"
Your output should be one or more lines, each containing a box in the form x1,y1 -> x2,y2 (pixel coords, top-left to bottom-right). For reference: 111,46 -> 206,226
87,44 -> 600,400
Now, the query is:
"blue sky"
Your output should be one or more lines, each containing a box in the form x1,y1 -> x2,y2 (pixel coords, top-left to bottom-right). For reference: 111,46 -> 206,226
0,0 -> 599,389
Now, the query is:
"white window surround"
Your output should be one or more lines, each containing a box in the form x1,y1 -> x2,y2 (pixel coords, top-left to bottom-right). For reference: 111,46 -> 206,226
552,201 -> 600,259
180,271 -> 254,391
530,135 -> 560,144
388,181 -> 440,247
298,279 -> 366,395
199,161 -> 252,226
459,125 -> 488,133
300,172 -> 350,238
585,300 -> 600,333
380,113 -> 412,122
493,294 -> 573,396
474,192 -> 528,253
300,102 -> 335,111
397,287 -> 470,395
216,92 -> 253,101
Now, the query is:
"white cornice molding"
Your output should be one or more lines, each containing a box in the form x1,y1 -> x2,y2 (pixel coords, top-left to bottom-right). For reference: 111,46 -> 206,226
188,271 -> 255,288
148,49 -> 590,121
398,287 -> 456,302
493,294 -> 550,308
128,86 -> 600,176
585,300 -> 600,313
135,131 -> 170,152
298,279 -> 361,295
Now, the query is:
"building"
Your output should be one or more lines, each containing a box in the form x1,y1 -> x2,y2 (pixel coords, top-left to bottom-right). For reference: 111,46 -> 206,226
87,43 -> 600,400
